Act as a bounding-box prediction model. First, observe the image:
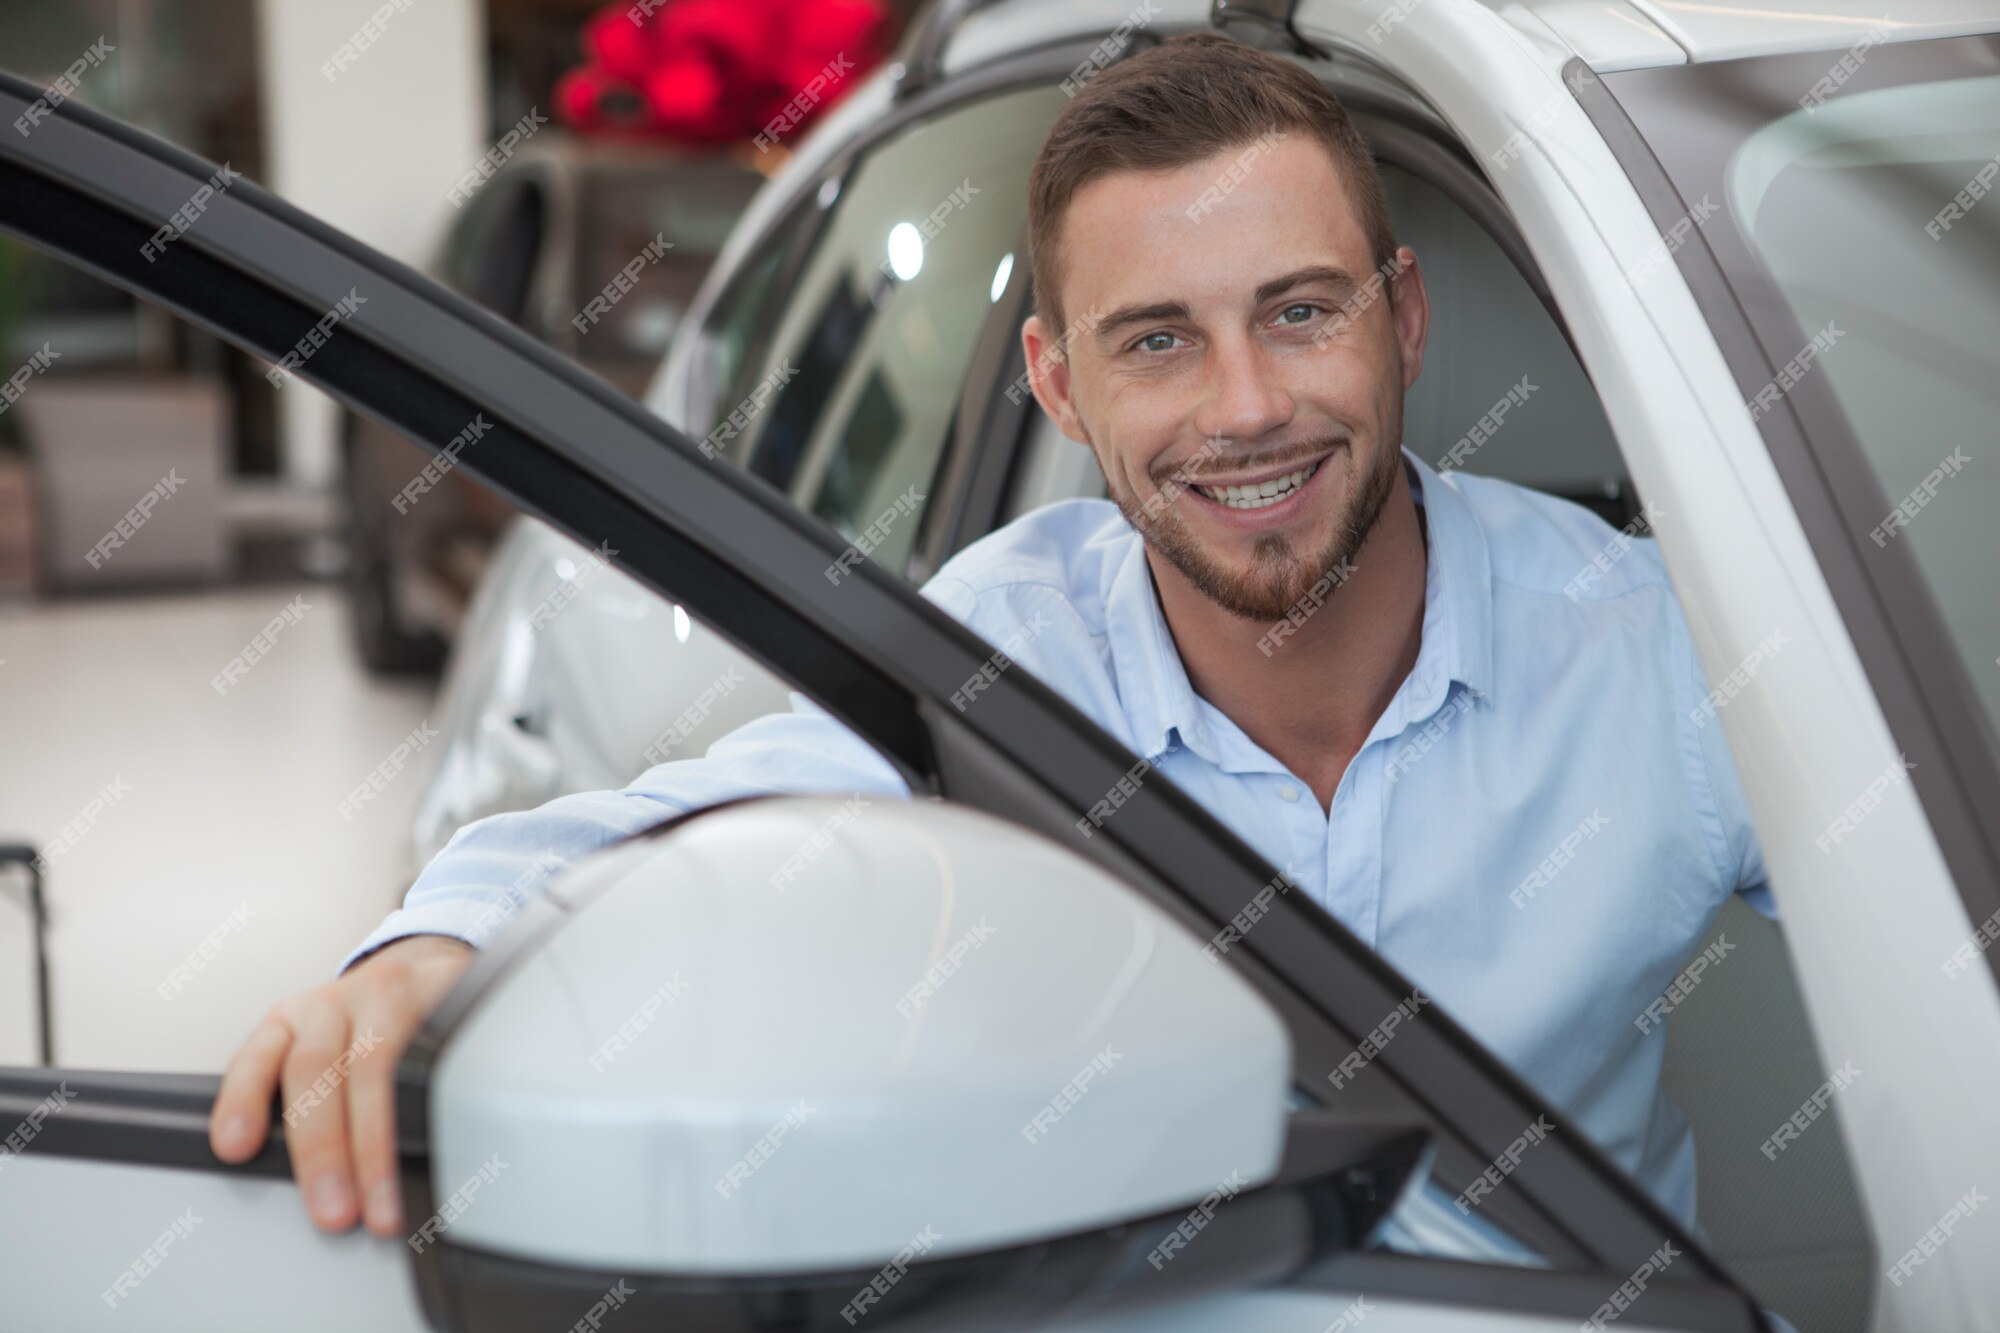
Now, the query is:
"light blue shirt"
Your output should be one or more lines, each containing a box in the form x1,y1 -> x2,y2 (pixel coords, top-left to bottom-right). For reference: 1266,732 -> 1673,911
344,447 -> 1767,1250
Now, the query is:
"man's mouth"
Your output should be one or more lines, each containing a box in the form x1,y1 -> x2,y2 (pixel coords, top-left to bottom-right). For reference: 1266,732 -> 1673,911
1191,458 -> 1325,511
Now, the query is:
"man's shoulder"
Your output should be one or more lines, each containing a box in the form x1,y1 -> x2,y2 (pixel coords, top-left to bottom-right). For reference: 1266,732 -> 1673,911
919,498 -> 1134,631
1442,468 -> 1670,604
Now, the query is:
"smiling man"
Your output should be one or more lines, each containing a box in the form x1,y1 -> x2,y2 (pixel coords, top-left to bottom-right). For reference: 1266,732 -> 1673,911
212,33 -> 1767,1260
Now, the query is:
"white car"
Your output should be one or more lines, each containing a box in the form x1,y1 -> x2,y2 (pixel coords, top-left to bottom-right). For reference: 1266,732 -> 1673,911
2,2 -> 1997,1331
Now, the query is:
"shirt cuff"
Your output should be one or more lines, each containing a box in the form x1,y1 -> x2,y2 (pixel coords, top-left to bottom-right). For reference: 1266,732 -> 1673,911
333,901 -> 499,978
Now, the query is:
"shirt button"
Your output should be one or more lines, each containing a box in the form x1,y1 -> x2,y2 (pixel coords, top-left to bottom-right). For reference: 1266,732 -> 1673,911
1277,785 -> 1301,802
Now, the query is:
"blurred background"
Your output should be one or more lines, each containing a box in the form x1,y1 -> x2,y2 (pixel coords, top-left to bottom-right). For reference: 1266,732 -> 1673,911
0,0 -> 919,1069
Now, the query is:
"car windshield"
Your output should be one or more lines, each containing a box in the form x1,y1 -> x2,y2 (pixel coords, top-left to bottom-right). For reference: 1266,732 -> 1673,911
1605,36 -> 2000,776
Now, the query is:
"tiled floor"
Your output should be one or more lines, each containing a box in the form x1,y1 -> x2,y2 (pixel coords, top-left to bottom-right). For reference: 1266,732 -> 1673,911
0,586 -> 434,1071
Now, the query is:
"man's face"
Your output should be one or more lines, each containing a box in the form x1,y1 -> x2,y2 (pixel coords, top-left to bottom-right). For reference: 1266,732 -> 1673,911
1024,136 -> 1428,622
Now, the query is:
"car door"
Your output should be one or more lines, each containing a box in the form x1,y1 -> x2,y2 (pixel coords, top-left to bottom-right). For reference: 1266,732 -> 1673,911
0,59 -> 1775,1333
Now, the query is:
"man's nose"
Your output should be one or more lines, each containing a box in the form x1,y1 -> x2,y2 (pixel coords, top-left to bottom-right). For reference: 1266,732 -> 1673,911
1192,334 -> 1293,445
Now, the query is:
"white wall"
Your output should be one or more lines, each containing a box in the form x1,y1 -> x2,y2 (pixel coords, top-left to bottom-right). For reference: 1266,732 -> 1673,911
253,0 -> 488,489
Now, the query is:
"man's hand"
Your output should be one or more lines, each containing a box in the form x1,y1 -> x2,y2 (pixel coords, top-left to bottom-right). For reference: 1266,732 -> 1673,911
209,934 -> 476,1236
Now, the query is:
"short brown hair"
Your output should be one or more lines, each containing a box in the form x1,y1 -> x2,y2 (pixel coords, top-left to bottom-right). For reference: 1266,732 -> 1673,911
1026,31 -> 1397,343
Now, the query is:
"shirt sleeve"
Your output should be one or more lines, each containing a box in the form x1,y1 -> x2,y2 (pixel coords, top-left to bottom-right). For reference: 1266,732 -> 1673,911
334,693 -> 912,975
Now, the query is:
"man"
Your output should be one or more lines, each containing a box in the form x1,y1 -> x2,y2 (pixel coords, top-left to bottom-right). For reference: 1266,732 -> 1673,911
211,33 -> 1766,1253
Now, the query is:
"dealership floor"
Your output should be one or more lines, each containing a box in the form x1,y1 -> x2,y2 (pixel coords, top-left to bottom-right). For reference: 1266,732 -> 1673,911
0,585 -> 434,1072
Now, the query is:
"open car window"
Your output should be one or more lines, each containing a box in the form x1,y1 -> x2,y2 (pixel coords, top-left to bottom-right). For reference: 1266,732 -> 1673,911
0,47 -> 1772,1333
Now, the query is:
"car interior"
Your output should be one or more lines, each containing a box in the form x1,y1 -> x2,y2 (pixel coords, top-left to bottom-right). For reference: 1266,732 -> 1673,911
665,50 -> 1875,1332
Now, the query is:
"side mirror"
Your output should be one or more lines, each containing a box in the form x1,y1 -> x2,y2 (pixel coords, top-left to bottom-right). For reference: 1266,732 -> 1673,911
397,797 -> 1429,1330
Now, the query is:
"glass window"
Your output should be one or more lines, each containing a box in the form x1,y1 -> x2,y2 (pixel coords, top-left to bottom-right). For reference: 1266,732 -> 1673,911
694,81 -> 1069,576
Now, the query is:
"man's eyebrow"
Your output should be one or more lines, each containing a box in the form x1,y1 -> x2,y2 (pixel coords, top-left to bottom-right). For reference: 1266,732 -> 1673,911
1088,266 -> 1360,347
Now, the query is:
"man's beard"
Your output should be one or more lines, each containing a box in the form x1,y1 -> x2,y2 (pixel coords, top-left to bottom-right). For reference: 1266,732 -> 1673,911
1110,417 -> 1403,624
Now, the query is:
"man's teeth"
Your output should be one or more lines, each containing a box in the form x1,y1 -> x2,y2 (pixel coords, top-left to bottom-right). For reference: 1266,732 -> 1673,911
1197,461 -> 1320,510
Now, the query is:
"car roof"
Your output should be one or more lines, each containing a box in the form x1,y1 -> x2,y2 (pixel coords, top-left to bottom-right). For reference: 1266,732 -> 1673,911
1522,0 -> 2000,65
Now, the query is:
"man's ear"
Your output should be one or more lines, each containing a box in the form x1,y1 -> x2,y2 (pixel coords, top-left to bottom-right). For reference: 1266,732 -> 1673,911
1020,313 -> 1091,446
1388,246 -> 1430,391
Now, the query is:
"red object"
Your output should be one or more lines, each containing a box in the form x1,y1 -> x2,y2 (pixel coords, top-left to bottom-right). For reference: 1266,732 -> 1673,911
556,0 -> 890,146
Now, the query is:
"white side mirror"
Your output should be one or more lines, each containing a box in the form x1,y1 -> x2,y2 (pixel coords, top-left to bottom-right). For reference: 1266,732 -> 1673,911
421,796 -> 1294,1275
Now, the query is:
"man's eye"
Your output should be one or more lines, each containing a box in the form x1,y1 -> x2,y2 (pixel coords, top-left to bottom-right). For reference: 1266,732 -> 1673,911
1277,302 -> 1321,325
1134,331 -> 1181,353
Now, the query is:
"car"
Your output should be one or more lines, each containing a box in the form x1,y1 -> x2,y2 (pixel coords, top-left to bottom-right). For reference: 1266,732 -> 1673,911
340,136 -> 765,673
1,1 -> 1997,1330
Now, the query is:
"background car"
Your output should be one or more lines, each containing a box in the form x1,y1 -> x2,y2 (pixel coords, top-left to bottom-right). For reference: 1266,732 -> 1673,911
403,2 -> 2000,1330
341,136 -> 766,673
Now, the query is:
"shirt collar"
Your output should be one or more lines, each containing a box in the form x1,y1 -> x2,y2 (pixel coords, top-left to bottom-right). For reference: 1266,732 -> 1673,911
1103,446 -> 1495,768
